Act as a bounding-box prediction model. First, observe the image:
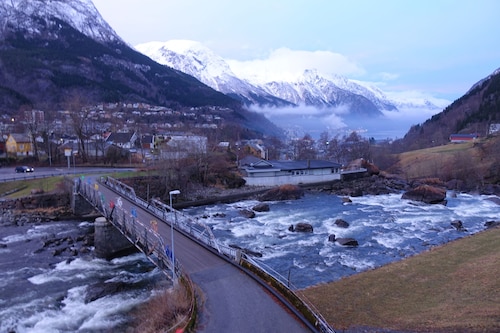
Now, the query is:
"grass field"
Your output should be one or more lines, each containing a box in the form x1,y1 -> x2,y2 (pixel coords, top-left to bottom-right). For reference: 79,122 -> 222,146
392,137 -> 498,182
0,176 -> 66,198
0,170 -> 140,199
301,227 -> 500,332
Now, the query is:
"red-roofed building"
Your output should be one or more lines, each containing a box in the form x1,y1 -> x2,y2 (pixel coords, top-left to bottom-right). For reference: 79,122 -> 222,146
449,134 -> 479,143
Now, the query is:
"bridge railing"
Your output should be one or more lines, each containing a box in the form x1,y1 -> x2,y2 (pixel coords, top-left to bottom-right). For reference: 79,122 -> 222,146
77,177 -> 180,281
243,256 -> 335,333
80,176 -> 334,333
102,177 -> 239,260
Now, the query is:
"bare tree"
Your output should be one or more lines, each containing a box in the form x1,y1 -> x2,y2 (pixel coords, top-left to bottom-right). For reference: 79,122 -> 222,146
341,131 -> 370,163
265,136 -> 285,160
65,93 -> 91,163
294,134 -> 317,160
22,106 -> 40,161
326,135 -> 342,162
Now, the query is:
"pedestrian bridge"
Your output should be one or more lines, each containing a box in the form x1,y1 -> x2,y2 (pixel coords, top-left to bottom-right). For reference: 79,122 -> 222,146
75,175 -> 335,333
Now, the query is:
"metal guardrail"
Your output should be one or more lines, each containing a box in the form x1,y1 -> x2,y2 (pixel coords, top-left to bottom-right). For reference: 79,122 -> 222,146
77,176 -> 335,333
0,168 -> 125,186
101,176 -> 238,260
77,176 -> 178,281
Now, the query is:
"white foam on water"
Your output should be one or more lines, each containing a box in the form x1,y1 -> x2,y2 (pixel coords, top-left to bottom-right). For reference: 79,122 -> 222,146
337,252 -> 376,271
28,257 -> 108,285
28,253 -> 151,286
1,222 -> 77,244
293,258 -> 306,269
184,192 -> 499,288
0,294 -> 54,333
449,194 -> 499,219
13,285 -> 149,333
374,231 -> 406,249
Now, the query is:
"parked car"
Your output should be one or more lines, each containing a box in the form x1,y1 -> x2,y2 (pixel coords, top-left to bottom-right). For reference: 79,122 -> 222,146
15,166 -> 34,173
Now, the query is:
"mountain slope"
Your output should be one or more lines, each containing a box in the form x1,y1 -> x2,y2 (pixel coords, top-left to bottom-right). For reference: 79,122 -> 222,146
393,67 -> 500,151
0,0 -> 238,114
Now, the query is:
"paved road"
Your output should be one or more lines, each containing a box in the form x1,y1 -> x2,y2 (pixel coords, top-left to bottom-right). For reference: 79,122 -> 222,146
0,166 -> 134,182
96,178 -> 312,333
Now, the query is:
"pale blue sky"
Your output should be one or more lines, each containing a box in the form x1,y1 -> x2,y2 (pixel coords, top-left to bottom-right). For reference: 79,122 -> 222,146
92,0 -> 500,102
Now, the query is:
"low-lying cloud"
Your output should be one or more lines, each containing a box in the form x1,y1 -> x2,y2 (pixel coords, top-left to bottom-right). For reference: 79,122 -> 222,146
227,48 -> 365,83
250,104 -> 444,140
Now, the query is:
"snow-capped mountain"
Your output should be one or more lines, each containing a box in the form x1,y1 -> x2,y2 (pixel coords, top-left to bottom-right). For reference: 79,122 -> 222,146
136,40 -> 444,116
259,69 -> 398,116
0,0 -> 122,43
135,40 -> 292,107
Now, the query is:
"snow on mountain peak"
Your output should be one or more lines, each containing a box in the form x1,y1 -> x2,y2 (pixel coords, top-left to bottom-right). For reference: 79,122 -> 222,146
135,39 -> 290,106
136,39 -> 235,87
136,39 -> 448,112
467,67 -> 500,94
0,0 -> 122,43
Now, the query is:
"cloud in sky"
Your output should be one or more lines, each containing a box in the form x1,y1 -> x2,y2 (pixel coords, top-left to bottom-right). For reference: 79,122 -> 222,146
92,0 -> 500,101
377,72 -> 400,81
227,48 -> 365,83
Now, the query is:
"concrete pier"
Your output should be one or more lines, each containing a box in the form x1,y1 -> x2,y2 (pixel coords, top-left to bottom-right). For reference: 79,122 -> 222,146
94,216 -> 136,259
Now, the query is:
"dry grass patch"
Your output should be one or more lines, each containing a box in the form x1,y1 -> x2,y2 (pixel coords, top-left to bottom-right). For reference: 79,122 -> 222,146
301,227 -> 500,332
393,141 -> 492,180
130,285 -> 191,333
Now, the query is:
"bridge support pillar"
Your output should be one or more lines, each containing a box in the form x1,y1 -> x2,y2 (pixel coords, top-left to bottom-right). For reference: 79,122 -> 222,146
94,216 -> 136,259
72,192 -> 95,216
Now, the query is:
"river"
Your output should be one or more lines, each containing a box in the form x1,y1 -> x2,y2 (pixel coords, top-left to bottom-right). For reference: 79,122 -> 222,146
0,219 -> 167,333
183,191 -> 499,288
1,191 -> 498,332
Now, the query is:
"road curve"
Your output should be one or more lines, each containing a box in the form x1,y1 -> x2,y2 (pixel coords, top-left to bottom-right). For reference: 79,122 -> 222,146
96,180 -> 312,333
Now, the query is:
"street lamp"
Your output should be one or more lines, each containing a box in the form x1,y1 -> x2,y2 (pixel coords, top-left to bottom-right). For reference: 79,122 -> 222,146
169,189 -> 180,284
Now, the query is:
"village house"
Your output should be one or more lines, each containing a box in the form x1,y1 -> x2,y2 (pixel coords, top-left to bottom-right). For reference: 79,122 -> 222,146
105,131 -> 137,149
449,133 -> 479,143
0,137 -> 5,156
156,134 -> 208,160
240,156 -> 342,186
6,133 -> 33,157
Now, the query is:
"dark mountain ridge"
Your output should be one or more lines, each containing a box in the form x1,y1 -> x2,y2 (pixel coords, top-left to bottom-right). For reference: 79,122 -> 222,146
393,68 -> 500,152
0,0 -> 287,138
0,18 -> 236,113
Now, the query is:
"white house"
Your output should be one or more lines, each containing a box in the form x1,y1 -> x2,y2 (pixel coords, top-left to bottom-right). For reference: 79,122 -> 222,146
156,134 -> 208,160
240,158 -> 342,186
105,131 -> 137,149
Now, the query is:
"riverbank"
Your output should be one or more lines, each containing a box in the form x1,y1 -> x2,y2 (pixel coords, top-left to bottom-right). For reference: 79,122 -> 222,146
302,226 -> 500,333
3,175 -> 498,332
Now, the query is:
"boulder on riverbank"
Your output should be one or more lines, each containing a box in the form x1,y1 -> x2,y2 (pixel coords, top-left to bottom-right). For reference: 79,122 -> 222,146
85,281 -> 131,303
260,184 -> 304,201
335,219 -> 350,228
239,209 -> 256,218
328,234 -> 359,246
324,173 -> 408,197
289,223 -> 313,233
451,220 -> 467,231
252,203 -> 270,212
402,185 -> 447,205
484,221 -> 500,229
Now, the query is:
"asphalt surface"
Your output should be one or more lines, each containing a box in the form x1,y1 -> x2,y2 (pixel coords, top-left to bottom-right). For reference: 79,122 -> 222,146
0,166 -> 135,182
94,177 -> 312,333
